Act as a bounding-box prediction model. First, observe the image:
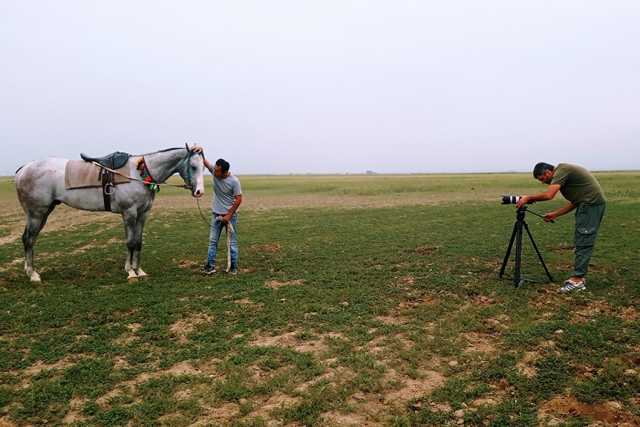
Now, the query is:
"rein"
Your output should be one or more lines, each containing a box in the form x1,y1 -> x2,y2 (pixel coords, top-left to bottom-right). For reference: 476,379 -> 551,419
91,151 -> 195,190
196,197 -> 213,227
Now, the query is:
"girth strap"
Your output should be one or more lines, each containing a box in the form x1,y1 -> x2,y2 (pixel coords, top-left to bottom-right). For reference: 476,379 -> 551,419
100,158 -> 116,212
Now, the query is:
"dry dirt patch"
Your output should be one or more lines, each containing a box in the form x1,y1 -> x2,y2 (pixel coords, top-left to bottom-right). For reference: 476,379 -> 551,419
250,330 -> 328,356
264,278 -> 304,289
170,314 -> 215,343
540,395 -> 640,426
252,243 -> 284,253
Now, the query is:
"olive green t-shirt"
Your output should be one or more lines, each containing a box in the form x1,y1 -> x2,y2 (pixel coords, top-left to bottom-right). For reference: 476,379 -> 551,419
551,163 -> 606,205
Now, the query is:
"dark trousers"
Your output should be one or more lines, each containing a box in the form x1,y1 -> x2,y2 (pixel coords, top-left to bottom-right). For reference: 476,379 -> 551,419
573,203 -> 606,277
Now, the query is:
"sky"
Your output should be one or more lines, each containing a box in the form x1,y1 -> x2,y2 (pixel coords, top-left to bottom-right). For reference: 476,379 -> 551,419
1,1 -> 639,176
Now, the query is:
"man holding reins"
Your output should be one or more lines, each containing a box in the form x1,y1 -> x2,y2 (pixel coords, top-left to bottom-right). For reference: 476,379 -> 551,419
193,146 -> 242,275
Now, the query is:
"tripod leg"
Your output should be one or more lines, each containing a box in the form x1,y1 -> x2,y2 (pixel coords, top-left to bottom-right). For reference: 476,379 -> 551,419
514,221 -> 523,287
499,222 -> 518,278
523,222 -> 554,282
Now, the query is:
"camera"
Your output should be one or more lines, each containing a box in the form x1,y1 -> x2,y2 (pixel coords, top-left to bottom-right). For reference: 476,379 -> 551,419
501,194 -> 534,205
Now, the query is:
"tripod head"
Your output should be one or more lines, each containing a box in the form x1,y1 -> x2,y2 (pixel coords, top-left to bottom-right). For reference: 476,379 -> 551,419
501,195 -> 554,223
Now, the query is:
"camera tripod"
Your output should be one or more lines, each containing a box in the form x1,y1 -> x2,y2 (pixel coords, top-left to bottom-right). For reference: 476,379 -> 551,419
499,208 -> 553,288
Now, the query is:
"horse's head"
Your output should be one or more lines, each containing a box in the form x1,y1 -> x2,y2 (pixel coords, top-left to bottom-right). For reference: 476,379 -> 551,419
178,144 -> 205,198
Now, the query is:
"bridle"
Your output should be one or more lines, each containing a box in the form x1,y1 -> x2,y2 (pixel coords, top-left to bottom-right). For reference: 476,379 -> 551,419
174,149 -> 202,191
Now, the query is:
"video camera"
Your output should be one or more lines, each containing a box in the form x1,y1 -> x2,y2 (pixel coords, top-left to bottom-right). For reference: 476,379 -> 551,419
501,195 -> 534,205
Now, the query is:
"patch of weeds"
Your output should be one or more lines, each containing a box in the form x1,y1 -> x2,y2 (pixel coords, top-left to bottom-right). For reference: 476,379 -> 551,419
215,372 -> 253,402
391,405 -> 455,426
276,381 -> 347,426
513,354 -> 573,402
81,400 -> 100,416
227,418 -> 269,427
502,320 -> 566,349
469,398 -> 538,427
130,396 -> 177,425
429,378 -> 489,409
472,353 -> 518,383
12,378 -> 72,424
94,405 -> 132,427
0,386 -> 13,409
63,358 -> 115,398
573,360 -> 640,404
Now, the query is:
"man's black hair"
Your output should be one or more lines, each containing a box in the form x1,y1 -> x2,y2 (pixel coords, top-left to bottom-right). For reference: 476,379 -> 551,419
533,162 -> 554,178
216,158 -> 230,173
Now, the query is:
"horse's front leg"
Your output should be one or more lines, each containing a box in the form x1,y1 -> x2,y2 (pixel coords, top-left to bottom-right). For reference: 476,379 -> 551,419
122,211 -> 148,282
122,211 -> 140,282
133,212 -> 149,280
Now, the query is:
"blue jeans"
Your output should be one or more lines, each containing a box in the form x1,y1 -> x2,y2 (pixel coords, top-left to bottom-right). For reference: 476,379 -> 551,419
207,212 -> 238,266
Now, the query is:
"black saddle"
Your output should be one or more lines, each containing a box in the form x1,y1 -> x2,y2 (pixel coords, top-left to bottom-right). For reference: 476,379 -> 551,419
81,151 -> 130,169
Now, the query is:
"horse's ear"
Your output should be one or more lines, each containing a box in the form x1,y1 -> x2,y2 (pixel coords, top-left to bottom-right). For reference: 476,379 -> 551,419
185,143 -> 191,152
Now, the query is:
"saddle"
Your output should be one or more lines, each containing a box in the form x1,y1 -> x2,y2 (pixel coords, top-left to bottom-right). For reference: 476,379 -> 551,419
79,151 -> 131,212
81,151 -> 130,169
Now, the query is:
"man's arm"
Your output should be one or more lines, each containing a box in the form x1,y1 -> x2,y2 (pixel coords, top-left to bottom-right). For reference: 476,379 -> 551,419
543,201 -> 576,222
515,183 -> 562,209
221,194 -> 242,223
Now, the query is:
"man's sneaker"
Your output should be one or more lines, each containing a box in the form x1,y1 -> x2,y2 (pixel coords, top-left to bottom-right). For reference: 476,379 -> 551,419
559,278 -> 586,292
203,264 -> 216,275
228,263 -> 237,275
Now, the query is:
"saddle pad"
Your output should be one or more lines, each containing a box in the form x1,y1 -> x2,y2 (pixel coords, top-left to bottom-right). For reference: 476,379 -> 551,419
65,160 -> 131,190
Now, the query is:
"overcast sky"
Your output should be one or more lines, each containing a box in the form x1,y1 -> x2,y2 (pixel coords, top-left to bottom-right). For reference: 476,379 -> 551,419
1,1 -> 638,176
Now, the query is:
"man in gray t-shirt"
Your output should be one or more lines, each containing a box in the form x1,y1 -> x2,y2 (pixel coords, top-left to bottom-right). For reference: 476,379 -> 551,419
194,146 -> 242,275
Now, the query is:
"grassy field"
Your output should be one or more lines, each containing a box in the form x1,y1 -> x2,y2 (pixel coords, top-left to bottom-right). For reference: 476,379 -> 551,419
0,172 -> 639,426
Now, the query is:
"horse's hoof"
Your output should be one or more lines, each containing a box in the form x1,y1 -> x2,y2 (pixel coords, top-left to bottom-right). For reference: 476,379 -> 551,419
29,273 -> 41,282
137,274 -> 148,281
127,276 -> 138,283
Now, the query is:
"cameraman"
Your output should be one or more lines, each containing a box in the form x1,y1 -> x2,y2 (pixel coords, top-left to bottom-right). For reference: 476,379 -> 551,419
516,163 -> 606,292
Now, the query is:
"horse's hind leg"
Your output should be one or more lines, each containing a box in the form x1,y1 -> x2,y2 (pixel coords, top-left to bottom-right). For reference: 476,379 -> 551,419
22,201 -> 60,282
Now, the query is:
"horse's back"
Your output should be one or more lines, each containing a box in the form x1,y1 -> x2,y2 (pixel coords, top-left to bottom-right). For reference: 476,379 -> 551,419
15,157 -> 70,209
16,157 -> 69,187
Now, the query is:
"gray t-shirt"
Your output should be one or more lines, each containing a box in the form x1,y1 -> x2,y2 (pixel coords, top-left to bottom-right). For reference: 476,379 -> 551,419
207,165 -> 242,214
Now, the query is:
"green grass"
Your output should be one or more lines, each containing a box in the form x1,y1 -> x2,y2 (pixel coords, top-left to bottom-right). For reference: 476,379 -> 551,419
1,172 -> 639,426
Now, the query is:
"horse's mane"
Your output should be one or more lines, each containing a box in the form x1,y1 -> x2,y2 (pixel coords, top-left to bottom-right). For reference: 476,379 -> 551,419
134,147 -> 188,157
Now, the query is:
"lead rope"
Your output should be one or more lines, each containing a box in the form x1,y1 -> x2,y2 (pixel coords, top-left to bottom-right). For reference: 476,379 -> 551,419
218,216 -> 235,272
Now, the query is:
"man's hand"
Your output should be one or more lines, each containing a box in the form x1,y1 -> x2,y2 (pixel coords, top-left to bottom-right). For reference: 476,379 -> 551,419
515,196 -> 531,210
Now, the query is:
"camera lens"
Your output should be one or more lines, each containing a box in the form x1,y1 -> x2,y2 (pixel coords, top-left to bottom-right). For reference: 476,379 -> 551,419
501,195 -> 520,204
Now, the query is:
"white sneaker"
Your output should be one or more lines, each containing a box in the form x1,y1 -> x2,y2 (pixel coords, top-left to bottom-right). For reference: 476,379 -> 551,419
559,278 -> 586,292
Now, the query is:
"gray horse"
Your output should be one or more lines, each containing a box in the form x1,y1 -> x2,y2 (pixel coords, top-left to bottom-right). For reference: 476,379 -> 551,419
14,144 -> 205,282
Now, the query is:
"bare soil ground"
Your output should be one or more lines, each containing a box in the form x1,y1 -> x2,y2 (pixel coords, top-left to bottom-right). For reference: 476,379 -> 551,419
3,192 -> 639,426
